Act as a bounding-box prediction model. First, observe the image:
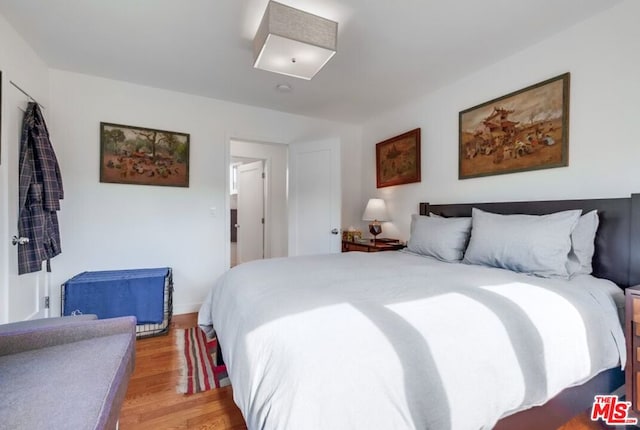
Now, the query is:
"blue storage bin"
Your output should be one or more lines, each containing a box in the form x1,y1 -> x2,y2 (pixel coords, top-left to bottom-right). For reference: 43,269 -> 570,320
62,267 -> 173,337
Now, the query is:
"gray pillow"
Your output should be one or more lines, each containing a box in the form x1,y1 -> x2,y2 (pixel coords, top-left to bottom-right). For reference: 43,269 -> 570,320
463,208 -> 582,278
567,210 -> 599,276
407,214 -> 472,262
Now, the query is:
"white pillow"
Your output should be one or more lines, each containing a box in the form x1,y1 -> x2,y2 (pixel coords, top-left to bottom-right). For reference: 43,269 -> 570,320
567,210 -> 599,276
407,214 -> 472,262
463,208 -> 582,278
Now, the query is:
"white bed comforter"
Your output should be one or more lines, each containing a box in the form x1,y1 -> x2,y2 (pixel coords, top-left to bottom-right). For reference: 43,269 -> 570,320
198,251 -> 625,430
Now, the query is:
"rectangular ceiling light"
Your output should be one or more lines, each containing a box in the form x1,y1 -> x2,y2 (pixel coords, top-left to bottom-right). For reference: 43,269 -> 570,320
253,1 -> 338,80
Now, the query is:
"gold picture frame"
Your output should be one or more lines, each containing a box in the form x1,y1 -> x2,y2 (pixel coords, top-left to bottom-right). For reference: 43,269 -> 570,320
376,128 -> 421,188
459,73 -> 570,179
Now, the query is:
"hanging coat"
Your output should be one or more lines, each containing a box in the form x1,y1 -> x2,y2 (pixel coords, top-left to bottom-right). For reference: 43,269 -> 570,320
18,102 -> 64,275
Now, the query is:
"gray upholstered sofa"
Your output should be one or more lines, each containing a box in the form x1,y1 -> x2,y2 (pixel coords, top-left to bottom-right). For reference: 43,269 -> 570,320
0,314 -> 136,430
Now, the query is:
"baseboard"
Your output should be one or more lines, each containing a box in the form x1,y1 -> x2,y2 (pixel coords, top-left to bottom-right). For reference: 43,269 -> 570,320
26,309 -> 45,320
173,303 -> 202,315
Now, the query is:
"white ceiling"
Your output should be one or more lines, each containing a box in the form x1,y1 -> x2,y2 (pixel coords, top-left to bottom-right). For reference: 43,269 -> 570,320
0,0 -> 620,123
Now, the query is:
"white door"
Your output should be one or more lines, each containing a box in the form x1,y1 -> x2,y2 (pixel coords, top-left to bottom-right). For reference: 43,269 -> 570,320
237,160 -> 265,264
288,138 -> 341,256
3,82 -> 46,323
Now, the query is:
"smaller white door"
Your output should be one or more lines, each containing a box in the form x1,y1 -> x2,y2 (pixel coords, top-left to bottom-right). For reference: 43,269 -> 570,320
237,161 -> 265,264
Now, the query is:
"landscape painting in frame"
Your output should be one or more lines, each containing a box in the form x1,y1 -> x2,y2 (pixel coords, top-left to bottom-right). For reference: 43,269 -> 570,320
100,122 -> 190,187
459,73 -> 570,179
376,128 -> 421,188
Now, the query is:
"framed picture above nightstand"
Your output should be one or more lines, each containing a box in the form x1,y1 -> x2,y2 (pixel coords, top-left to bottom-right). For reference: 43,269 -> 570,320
342,239 -> 404,253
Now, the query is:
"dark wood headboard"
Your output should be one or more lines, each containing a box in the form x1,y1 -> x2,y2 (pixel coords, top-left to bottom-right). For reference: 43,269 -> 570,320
419,194 -> 640,288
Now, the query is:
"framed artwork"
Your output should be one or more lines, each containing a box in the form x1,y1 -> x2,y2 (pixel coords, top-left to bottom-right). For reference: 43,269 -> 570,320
100,122 -> 190,187
459,73 -> 570,179
376,128 -> 421,188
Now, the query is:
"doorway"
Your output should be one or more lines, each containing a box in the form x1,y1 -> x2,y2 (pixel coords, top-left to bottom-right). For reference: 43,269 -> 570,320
229,139 -> 288,268
230,157 -> 265,267
227,137 -> 342,267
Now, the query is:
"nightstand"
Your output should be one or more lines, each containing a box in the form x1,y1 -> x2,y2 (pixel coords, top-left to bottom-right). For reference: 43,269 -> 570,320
342,239 -> 404,253
626,285 -> 640,417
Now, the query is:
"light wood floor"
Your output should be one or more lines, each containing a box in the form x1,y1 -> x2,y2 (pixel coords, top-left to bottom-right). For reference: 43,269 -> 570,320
119,313 -> 603,430
119,313 -> 246,430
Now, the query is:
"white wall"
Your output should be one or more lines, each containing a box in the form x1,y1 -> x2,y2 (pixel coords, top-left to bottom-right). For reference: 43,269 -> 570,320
231,140 -> 288,259
0,14 -> 50,323
360,0 -> 640,241
8,1 -> 633,320
47,69 -> 362,315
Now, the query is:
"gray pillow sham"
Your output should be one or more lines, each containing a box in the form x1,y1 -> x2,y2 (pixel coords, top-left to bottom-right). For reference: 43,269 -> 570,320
567,210 -> 599,276
462,208 -> 582,278
407,214 -> 472,262
434,210 -> 598,276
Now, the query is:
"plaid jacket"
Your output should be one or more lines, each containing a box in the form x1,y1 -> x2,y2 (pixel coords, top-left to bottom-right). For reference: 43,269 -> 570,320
18,103 -> 64,275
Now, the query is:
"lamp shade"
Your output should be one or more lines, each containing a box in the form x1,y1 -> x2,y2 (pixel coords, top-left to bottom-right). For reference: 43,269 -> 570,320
253,1 -> 338,80
362,198 -> 390,222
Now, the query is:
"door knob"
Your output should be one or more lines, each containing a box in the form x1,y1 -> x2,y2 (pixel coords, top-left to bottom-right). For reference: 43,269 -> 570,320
235,224 -> 240,228
331,228 -> 339,235
12,236 -> 29,246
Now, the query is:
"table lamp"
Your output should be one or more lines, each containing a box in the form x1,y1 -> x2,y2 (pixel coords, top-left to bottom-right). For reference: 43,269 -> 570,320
362,198 -> 390,244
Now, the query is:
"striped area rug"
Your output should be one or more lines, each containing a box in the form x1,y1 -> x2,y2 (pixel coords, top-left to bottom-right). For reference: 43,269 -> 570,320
176,326 -> 230,394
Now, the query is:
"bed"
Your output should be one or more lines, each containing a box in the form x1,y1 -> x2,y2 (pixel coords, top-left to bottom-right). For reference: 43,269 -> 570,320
199,194 -> 640,430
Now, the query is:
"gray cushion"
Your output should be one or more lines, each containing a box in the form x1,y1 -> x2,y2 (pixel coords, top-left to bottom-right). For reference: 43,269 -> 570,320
0,315 -> 97,335
407,214 -> 472,262
0,316 -> 136,430
463,208 -> 582,278
0,333 -> 133,430
0,316 -> 136,357
567,210 -> 599,276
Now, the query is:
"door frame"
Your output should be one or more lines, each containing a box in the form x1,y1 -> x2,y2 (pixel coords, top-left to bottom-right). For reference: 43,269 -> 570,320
225,133 -> 287,269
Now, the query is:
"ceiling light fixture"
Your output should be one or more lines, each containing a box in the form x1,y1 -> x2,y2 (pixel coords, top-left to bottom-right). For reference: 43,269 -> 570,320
253,1 -> 338,80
